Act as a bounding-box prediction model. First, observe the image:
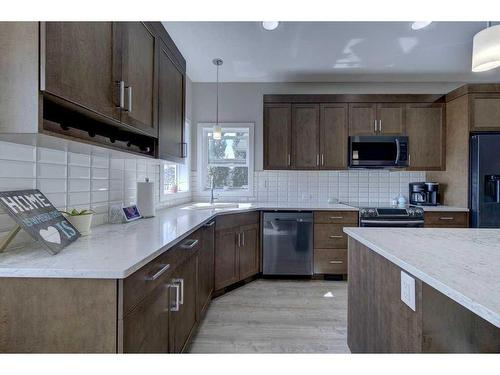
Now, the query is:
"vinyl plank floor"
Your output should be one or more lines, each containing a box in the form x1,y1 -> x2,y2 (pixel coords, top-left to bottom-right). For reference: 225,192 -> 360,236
188,279 -> 349,353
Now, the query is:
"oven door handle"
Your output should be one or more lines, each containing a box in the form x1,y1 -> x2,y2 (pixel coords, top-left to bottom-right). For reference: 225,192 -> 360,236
395,138 -> 400,165
360,219 -> 424,225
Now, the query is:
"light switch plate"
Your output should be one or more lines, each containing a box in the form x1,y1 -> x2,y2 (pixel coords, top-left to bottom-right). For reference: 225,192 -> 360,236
400,271 -> 416,311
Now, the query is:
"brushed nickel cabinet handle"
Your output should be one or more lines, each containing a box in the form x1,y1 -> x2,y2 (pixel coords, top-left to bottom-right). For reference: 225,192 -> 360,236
329,216 -> 343,220
321,154 -> 324,166
169,283 -> 180,312
125,86 -> 132,112
180,239 -> 199,249
242,232 -> 245,247
439,217 -> 455,221
316,154 -> 320,166
204,221 -> 215,227
329,235 -> 343,239
287,154 -> 291,166
379,120 -> 382,132
146,263 -> 171,281
329,260 -> 343,264
116,80 -> 125,108
172,278 -> 184,305
237,232 -> 241,247
374,119 -> 377,132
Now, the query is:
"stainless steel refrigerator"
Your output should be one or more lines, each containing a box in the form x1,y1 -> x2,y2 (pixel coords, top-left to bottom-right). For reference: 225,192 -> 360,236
470,133 -> 500,227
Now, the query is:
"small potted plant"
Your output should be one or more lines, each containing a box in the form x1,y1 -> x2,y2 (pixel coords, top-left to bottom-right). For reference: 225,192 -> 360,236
61,209 -> 95,236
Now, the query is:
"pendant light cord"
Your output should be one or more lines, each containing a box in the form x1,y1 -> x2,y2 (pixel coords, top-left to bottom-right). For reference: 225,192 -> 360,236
216,63 -> 219,126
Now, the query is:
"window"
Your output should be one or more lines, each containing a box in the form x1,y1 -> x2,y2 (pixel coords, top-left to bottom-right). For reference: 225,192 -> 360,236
161,122 -> 190,197
198,123 -> 254,196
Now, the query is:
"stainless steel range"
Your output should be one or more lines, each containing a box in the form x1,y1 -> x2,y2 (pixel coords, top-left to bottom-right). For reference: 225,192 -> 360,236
359,206 -> 424,227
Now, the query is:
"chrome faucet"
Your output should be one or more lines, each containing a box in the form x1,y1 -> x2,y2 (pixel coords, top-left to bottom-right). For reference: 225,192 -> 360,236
210,176 -> 218,204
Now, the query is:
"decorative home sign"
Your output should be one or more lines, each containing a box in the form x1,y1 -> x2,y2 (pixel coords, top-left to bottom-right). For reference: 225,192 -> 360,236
0,189 -> 80,255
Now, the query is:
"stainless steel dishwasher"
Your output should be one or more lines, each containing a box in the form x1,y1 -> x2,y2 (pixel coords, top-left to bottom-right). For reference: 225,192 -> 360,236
262,212 -> 313,276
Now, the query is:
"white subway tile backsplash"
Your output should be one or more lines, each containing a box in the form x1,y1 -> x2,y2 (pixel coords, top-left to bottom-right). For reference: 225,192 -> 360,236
69,165 -> 90,179
91,191 -> 109,203
68,152 -> 91,167
0,178 -> 36,190
0,160 -> 36,178
68,179 -> 90,192
37,163 -> 67,179
37,179 -> 67,193
91,179 -> 109,192
92,155 -> 109,168
68,192 -> 91,206
0,141 -> 36,162
91,167 -> 109,180
37,148 -> 67,165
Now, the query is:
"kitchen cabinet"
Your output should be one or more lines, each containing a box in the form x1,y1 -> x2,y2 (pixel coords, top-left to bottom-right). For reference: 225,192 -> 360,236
42,22 -> 118,120
424,211 -> 468,228
320,104 -> 348,169
405,103 -> 445,170
197,220 -> 215,319
292,104 -> 320,169
215,212 -> 260,291
169,254 -> 198,353
158,42 -> 185,161
116,22 -> 158,137
348,103 -> 404,135
313,211 -> 358,275
469,94 -> 500,131
264,103 -> 292,169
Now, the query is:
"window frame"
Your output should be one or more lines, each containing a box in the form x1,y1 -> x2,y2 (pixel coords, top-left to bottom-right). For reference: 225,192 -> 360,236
197,122 -> 254,197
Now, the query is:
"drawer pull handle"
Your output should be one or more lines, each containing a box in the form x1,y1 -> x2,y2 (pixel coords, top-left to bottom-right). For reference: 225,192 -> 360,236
172,278 -> 184,305
146,263 -> 170,281
329,235 -> 343,239
168,283 -> 180,312
180,239 -> 199,249
329,260 -> 343,264
439,217 -> 454,221
204,221 -> 215,227
329,216 -> 343,220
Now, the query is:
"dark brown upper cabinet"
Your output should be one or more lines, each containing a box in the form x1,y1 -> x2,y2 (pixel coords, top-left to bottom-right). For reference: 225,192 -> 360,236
349,103 -> 404,135
469,94 -> 500,131
42,22 -> 118,121
405,103 -> 445,171
320,104 -> 348,169
158,43 -> 185,161
264,103 -> 292,169
292,104 -> 320,169
116,22 -> 158,137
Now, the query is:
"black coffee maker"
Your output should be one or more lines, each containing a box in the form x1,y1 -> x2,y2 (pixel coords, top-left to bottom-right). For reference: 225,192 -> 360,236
409,182 -> 439,206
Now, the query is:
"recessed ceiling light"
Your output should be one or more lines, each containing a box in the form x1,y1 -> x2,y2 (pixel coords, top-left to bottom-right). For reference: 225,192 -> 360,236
262,21 -> 279,31
411,21 -> 432,30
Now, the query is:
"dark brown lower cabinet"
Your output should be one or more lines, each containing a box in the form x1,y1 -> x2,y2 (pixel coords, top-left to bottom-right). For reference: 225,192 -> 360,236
169,254 -> 197,353
197,221 -> 215,319
123,282 -> 170,353
215,212 -> 260,291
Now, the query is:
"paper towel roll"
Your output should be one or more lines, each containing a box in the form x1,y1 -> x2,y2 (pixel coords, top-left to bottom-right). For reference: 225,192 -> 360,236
137,178 -> 155,218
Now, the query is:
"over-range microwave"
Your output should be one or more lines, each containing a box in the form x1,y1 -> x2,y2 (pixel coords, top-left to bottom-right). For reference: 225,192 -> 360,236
348,136 -> 409,168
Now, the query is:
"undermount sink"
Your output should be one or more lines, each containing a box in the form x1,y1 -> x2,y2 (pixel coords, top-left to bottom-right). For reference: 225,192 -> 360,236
186,202 -> 241,210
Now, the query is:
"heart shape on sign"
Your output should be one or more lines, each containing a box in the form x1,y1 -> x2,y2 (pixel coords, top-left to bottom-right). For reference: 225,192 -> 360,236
39,226 -> 61,244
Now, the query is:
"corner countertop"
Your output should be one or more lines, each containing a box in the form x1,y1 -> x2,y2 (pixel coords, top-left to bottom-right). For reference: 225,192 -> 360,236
0,202 -> 354,279
343,227 -> 500,328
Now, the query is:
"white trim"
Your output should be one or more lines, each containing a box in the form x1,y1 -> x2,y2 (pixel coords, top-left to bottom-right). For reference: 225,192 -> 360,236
197,122 -> 254,197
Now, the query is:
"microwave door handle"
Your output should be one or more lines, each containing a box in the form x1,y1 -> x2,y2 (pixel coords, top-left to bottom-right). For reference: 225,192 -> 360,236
395,138 -> 400,165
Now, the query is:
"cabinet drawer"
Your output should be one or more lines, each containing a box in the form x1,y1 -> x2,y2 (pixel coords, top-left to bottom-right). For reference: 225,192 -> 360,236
216,211 -> 260,231
123,231 -> 201,316
314,211 -> 358,224
314,249 -> 347,274
314,224 -> 348,249
424,212 -> 468,227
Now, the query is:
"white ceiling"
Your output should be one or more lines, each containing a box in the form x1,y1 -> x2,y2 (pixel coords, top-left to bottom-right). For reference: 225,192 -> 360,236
162,21 -> 500,83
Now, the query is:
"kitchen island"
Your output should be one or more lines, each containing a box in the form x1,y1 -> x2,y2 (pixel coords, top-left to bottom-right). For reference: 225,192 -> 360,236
343,227 -> 500,353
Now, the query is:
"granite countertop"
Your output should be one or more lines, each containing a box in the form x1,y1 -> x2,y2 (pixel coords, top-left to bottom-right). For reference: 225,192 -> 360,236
343,227 -> 500,328
419,205 -> 469,212
0,201 -> 354,279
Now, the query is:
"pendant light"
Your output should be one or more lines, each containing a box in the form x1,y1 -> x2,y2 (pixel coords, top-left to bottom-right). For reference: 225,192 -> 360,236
472,22 -> 500,72
212,58 -> 223,140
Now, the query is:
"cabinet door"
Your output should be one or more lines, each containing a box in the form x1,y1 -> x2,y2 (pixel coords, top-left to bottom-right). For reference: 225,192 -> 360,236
158,44 -> 185,161
169,256 -> 197,353
238,223 -> 260,280
197,221 -> 215,319
123,283 -> 170,353
348,103 -> 377,135
118,22 -> 158,137
470,94 -> 500,131
214,228 -> 239,290
405,103 -> 445,170
377,103 -> 405,135
264,103 -> 291,169
292,104 -> 320,169
320,104 -> 348,169
43,22 -> 118,120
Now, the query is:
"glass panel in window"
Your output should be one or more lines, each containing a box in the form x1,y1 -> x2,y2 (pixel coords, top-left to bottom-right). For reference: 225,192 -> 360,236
163,164 -> 178,194
205,166 -> 248,190
208,130 -> 248,165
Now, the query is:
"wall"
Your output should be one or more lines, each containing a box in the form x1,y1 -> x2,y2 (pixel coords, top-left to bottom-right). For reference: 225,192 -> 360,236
190,81 -> 460,171
190,81 -> 457,203
0,139 -> 191,250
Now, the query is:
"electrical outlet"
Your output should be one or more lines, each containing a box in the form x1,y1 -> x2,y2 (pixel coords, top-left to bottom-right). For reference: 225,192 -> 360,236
400,271 -> 416,311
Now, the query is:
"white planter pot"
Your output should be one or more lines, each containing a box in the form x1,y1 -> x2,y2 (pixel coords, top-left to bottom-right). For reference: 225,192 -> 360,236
65,214 -> 93,236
